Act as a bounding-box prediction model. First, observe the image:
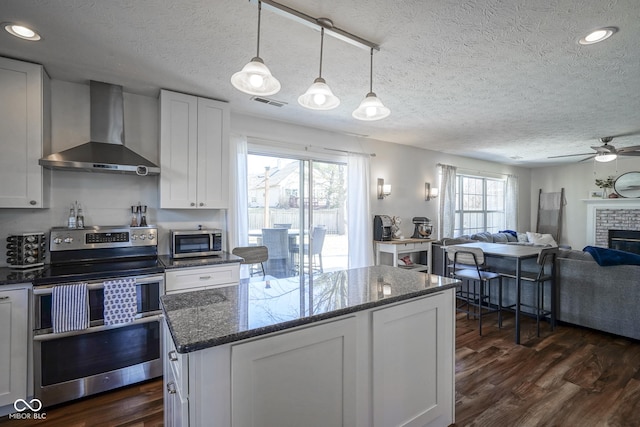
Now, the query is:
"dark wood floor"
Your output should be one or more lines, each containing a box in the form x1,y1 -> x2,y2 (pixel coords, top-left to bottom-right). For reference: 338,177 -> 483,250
454,311 -> 640,427
0,379 -> 163,427
3,312 -> 640,427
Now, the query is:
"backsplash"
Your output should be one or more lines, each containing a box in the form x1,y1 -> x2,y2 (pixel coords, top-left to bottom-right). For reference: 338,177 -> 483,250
0,170 -> 226,267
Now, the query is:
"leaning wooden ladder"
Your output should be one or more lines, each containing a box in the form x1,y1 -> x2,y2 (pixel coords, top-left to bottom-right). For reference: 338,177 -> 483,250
536,188 -> 565,242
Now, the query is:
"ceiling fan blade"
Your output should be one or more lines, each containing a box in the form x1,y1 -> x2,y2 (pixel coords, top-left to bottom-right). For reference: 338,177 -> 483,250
617,145 -> 640,153
619,151 -> 640,156
591,145 -> 617,153
578,155 -> 596,162
548,153 -> 594,159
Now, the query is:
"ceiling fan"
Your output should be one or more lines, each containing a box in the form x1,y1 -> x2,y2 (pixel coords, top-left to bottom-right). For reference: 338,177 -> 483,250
548,136 -> 640,162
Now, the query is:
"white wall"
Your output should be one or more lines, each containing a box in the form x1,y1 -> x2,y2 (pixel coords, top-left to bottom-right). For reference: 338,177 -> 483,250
530,157 -> 640,249
232,113 -> 533,240
0,80 -> 534,266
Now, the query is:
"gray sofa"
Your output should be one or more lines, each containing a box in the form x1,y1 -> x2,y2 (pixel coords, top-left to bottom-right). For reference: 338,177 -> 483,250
432,238 -> 640,341
556,249 -> 640,341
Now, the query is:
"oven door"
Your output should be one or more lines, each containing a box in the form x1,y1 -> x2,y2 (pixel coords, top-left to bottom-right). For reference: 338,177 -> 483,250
32,274 -> 164,406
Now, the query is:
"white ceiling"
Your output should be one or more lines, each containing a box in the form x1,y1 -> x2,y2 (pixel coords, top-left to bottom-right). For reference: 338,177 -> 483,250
2,0 -> 640,167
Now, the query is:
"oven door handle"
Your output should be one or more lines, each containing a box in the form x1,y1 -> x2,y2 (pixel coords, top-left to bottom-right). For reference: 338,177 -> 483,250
33,313 -> 162,341
33,274 -> 164,295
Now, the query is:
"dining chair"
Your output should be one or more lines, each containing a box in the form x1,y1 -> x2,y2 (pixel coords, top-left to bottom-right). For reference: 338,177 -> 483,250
261,228 -> 290,278
232,246 -> 268,277
290,226 -> 327,274
499,247 -> 558,336
447,246 -> 503,336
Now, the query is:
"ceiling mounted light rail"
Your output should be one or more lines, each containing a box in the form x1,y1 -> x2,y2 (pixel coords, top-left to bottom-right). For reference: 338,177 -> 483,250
298,25 -> 340,110
241,0 -> 389,119
231,0 -> 281,96
250,0 -> 379,51
352,48 -> 390,121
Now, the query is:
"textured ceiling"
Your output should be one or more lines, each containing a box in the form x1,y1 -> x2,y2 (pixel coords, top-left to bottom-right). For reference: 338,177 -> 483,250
2,0 -> 640,167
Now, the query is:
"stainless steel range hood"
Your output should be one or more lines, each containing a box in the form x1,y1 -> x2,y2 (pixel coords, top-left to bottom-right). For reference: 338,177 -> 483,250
39,81 -> 160,176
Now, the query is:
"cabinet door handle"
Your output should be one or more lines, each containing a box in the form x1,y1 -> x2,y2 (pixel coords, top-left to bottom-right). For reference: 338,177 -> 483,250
0,296 -> 9,301
199,202 -> 204,207
199,275 -> 212,280
166,382 -> 177,394
30,200 -> 37,206
168,350 -> 178,361
190,202 -> 196,207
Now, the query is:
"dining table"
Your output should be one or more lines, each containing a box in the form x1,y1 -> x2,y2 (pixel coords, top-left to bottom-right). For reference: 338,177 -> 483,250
446,241 -> 545,344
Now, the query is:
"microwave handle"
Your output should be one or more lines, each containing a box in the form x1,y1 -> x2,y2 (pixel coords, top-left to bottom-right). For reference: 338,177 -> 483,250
210,233 -> 214,251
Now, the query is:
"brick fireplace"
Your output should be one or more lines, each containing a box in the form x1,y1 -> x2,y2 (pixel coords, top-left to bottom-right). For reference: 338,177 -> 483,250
585,199 -> 640,247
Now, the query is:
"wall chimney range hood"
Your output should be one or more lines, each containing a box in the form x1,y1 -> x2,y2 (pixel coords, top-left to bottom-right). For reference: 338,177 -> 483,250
39,81 -> 160,176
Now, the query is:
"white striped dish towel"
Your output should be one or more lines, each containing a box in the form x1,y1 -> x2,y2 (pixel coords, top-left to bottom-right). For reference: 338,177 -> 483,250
52,283 -> 89,333
103,278 -> 138,326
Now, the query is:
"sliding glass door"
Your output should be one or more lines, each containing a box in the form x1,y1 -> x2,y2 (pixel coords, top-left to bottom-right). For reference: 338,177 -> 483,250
246,153 -> 348,280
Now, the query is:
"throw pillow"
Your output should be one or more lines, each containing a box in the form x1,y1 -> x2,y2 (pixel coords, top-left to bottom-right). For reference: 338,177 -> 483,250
517,232 -> 529,243
526,231 -> 558,247
492,233 -> 509,243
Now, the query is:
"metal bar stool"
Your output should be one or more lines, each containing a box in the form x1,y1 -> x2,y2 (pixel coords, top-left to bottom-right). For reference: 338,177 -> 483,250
448,246 -> 503,336
232,246 -> 268,277
499,247 -> 558,336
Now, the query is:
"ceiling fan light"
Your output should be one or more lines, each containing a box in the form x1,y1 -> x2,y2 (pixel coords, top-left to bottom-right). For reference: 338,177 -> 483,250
352,92 -> 390,121
594,152 -> 617,162
298,77 -> 340,110
231,57 -> 281,96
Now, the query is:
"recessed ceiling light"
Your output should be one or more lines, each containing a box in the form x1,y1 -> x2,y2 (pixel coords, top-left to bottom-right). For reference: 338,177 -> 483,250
578,27 -> 617,45
4,23 -> 41,41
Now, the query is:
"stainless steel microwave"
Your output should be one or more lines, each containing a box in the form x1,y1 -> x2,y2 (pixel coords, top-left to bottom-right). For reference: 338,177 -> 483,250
170,229 -> 223,258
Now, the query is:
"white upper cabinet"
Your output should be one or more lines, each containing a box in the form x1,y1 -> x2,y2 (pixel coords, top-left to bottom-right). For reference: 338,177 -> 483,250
0,57 -> 51,208
159,90 -> 229,209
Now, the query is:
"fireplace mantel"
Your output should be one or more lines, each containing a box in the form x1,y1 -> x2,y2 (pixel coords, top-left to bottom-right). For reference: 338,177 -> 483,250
583,198 -> 640,246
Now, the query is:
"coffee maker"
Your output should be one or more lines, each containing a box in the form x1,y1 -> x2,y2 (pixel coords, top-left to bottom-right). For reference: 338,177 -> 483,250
373,215 -> 393,241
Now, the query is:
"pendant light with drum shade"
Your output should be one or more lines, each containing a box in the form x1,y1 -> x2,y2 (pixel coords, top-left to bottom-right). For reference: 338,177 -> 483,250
231,1 -> 281,96
298,23 -> 340,110
352,48 -> 390,121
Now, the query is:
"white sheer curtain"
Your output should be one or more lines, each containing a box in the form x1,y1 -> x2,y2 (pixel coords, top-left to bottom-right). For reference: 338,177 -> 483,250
227,134 -> 248,251
505,174 -> 518,231
438,164 -> 457,239
347,153 -> 373,268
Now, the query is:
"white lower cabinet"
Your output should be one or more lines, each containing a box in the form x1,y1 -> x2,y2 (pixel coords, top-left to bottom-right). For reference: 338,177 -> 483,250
164,320 -> 189,427
0,286 -> 29,416
165,263 -> 240,294
163,288 -> 455,427
231,317 -> 357,427
372,293 -> 455,427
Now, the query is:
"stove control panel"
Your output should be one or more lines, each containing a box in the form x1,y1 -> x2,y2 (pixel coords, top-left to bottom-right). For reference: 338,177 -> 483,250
50,226 -> 158,251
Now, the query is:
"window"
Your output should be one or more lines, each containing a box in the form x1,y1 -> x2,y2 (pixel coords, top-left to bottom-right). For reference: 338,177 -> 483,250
454,175 -> 505,236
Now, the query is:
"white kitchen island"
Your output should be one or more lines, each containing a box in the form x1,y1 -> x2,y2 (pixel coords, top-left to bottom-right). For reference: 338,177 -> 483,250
161,265 -> 459,427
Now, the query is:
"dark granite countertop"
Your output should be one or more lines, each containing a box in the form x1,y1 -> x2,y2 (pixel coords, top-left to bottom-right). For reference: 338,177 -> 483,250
159,252 -> 243,270
0,266 -> 45,286
161,265 -> 460,354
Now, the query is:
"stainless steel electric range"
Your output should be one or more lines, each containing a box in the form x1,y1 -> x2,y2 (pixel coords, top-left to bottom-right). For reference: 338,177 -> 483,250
32,225 -> 164,407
